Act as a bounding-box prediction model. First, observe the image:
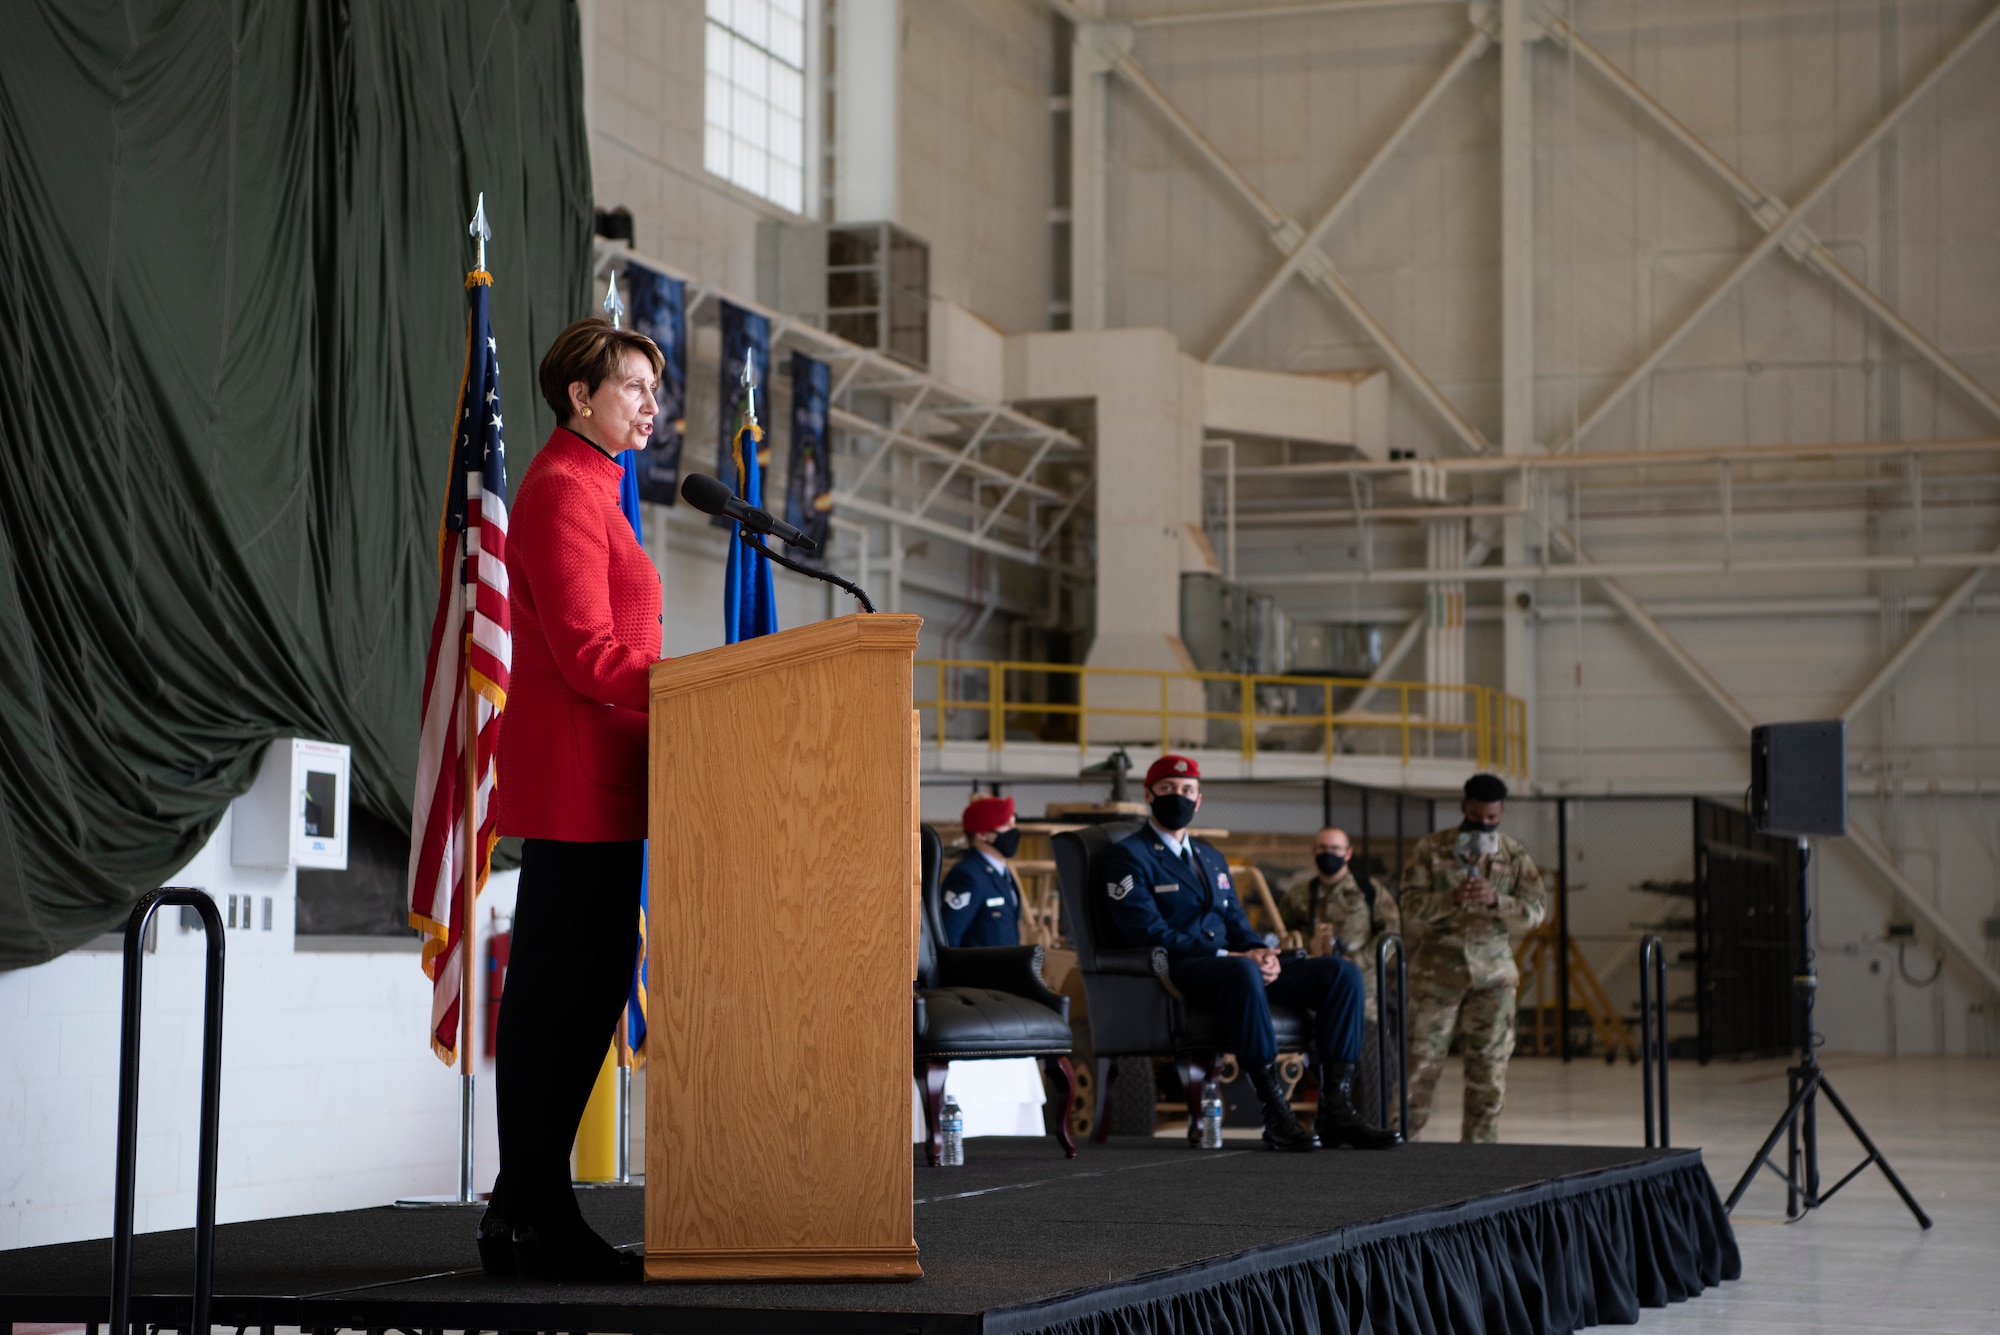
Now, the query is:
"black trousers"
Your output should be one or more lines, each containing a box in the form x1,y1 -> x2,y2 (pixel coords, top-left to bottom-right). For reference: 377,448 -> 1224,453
1166,953 -> 1365,1068
490,837 -> 643,1225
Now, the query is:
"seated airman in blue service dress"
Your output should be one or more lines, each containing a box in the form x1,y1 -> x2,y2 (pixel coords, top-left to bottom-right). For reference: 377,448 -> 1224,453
1099,754 -> 1400,1153
941,795 -> 1023,947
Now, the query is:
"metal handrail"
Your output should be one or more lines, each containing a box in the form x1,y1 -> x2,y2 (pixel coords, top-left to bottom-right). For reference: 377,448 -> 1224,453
914,658 -> 1529,777
112,889 -> 225,1335
1639,933 -> 1670,1148
1375,933 -> 1410,1138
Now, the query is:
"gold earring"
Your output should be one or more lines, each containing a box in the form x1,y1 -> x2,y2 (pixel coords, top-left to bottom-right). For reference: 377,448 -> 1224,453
582,406 -> 592,416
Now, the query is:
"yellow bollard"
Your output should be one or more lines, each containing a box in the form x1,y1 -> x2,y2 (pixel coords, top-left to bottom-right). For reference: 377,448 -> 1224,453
572,1042 -> 618,1183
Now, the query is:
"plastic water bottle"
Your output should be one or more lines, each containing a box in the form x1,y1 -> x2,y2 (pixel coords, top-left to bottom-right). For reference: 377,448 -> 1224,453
1200,1079 -> 1225,1149
940,1096 -> 965,1166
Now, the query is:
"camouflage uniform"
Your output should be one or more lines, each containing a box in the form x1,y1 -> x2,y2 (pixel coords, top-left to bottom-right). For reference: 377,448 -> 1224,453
1277,869 -> 1401,1024
1398,828 -> 1547,1143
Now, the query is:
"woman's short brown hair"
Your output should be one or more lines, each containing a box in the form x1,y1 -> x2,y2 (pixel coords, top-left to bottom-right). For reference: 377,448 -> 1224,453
537,317 -> 665,421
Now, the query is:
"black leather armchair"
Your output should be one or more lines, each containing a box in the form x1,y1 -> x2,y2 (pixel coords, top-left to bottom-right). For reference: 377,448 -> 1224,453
1052,820 -> 1313,1145
914,825 -> 1077,1166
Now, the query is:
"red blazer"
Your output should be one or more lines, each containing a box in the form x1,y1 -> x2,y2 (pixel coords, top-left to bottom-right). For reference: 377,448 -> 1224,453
497,428 -> 662,842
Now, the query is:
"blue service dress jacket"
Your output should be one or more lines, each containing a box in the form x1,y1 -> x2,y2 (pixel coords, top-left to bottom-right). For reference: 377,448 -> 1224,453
1099,828 -> 1265,959
940,851 -> 1022,947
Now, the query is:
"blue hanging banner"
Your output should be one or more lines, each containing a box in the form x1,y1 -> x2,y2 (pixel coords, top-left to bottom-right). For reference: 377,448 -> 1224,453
783,350 -> 833,565
720,301 -> 778,643
716,301 -> 769,507
627,263 -> 687,504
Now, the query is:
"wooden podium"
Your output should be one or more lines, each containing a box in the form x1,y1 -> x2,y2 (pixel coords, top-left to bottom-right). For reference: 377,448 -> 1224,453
643,613 -> 924,1281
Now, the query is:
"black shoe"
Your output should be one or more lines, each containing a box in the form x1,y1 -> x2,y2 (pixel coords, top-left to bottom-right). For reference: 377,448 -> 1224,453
511,1216 -> 643,1283
1248,1062 -> 1317,1153
1312,1062 -> 1401,1150
476,1206 -> 516,1276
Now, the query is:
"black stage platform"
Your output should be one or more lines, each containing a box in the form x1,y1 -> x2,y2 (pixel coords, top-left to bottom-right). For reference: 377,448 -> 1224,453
0,1140 -> 1739,1335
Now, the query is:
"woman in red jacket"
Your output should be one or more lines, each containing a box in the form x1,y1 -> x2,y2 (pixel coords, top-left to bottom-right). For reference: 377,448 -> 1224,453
479,318 -> 662,1282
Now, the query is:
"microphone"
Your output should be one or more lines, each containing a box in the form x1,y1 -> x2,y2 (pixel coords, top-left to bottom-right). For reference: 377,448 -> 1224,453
679,473 -> 819,553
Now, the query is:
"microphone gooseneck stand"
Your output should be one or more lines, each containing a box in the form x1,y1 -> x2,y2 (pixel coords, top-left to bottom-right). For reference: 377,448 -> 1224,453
738,529 -> 876,613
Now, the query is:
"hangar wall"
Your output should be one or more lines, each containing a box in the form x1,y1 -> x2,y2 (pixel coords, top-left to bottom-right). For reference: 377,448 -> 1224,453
575,1 -> 2000,1054
1077,0 -> 2000,1054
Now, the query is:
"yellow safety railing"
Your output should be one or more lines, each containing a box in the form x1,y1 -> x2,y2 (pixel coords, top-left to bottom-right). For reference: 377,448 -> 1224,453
915,660 -> 1528,777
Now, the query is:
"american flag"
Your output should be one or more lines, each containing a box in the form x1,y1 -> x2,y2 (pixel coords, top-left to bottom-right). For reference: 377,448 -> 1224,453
407,267 -> 511,1065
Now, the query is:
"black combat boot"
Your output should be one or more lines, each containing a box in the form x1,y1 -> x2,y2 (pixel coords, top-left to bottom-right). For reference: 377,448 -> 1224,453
1313,1061 -> 1402,1149
1247,1062 -> 1318,1152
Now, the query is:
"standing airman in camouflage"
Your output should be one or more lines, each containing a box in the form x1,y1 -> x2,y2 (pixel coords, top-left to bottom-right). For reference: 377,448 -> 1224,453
1399,773 -> 1546,1143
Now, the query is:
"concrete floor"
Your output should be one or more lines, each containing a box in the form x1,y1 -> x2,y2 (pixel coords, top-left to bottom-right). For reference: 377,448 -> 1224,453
1423,1054 -> 2000,1333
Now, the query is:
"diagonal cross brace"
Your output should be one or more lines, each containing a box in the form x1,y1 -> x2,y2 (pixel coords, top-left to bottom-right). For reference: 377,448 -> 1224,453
1839,536 -> 2000,722
911,407 -> 1004,522
1097,27 -> 1493,455
974,433 -> 1063,541
1547,2 -> 2000,454
1549,16 -> 2000,434
1206,28 -> 1490,365
1548,524 -> 1756,734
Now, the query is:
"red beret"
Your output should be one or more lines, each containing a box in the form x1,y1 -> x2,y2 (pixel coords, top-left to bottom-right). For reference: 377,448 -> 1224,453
1144,754 -> 1201,788
962,795 -> 1015,834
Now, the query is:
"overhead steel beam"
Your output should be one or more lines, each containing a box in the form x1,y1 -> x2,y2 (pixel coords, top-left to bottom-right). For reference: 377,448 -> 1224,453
1548,17 -> 2000,433
1839,538 -> 2000,721
1246,548 -> 2000,587
1498,0 -> 1539,771
1128,0 -> 1459,25
1209,436 -> 2000,479
1103,37 -> 1493,454
1061,2 -> 1111,328
1231,502 -> 1525,524
1844,825 -> 2000,1002
1206,29 -> 1488,363
1547,525 -> 1756,734
1547,2 -> 2000,454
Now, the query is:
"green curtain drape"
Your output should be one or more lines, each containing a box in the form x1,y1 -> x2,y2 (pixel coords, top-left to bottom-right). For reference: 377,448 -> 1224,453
0,0 -> 593,969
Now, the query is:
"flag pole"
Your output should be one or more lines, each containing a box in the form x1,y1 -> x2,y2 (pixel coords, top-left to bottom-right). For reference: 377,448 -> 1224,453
396,193 -> 496,1211
454,191 -> 491,1206
605,265 -> 635,1189
458,192 -> 496,1207
456,622 -> 480,1202
614,1015 -> 633,1184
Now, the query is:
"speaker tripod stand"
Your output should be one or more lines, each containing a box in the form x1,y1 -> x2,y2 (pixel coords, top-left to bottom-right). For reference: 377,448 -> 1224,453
1723,838 -> 1931,1229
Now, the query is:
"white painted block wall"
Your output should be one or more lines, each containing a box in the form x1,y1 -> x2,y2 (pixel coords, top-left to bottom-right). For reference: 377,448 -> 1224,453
0,807 -> 517,1251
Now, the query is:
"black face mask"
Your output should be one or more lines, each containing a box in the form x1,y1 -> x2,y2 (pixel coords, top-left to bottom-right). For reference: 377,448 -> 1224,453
1315,852 -> 1348,877
1150,791 -> 1199,831
1461,818 -> 1499,834
988,828 -> 1022,859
